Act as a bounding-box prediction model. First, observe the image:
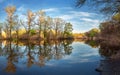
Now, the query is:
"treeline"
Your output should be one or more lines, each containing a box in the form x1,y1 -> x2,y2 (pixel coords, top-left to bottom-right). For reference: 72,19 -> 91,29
84,12 -> 120,45
0,5 -> 73,40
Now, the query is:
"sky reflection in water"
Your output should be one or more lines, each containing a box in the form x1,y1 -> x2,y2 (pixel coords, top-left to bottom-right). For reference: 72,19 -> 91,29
0,41 -> 100,75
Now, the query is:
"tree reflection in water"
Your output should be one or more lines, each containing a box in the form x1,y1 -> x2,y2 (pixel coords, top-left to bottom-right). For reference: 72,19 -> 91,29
96,41 -> 120,75
84,40 -> 120,75
0,40 -> 73,73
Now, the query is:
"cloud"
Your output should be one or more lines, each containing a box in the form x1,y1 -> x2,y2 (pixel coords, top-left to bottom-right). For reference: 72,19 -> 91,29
81,18 -> 99,23
55,10 -> 101,33
43,8 -> 58,12
69,11 -> 91,17
17,6 -> 26,12
58,15 -> 74,20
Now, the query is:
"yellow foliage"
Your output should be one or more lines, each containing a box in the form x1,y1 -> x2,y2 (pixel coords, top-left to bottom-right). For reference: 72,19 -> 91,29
2,31 -> 6,38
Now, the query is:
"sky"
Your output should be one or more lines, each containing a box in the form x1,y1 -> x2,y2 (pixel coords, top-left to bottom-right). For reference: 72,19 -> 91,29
0,0 -> 103,33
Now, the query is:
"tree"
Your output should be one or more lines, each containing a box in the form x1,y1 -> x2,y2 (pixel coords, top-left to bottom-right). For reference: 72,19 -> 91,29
85,28 -> 100,40
3,22 -> 9,38
54,18 -> 64,39
76,0 -> 120,15
46,16 -> 53,39
5,5 -> 16,39
64,22 -> 73,38
112,13 -> 120,23
12,15 -> 20,39
99,13 -> 120,39
0,23 -> 3,39
27,10 -> 35,40
35,10 -> 46,40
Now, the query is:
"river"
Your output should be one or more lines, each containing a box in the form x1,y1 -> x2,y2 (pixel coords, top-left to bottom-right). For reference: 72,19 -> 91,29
0,40 -> 109,75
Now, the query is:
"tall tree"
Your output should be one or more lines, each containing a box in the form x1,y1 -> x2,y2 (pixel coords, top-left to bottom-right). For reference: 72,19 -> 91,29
54,18 -> 64,39
5,5 -> 16,39
27,10 -> 34,40
46,16 -> 53,40
13,15 -> 21,40
36,10 -> 46,40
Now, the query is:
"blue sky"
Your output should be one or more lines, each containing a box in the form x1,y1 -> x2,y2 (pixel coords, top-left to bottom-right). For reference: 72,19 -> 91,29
0,0 -> 103,33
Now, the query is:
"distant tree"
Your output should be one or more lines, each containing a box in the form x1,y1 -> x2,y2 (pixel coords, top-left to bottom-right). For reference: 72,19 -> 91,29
5,5 -> 16,39
64,22 -> 73,38
76,0 -> 120,15
85,28 -> 100,40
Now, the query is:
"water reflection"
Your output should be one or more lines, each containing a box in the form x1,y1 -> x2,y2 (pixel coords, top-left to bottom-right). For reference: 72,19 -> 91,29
96,41 -> 120,75
0,40 -> 73,73
1,40 -> 114,75
85,40 -> 100,48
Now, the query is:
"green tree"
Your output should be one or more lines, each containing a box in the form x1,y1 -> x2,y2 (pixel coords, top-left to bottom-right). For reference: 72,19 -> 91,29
64,22 -> 73,38
85,28 -> 100,40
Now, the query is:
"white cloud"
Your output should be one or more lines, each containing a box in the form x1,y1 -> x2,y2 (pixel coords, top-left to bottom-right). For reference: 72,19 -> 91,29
70,11 -> 90,17
55,10 -> 101,33
81,18 -> 99,23
17,6 -> 25,12
69,11 -> 98,17
58,15 -> 74,20
43,8 -> 58,12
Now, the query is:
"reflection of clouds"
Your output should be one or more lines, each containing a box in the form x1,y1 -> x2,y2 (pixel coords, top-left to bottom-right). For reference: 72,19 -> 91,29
63,56 -> 94,64
81,49 -> 99,57
46,63 -> 56,67
61,42 -> 99,63
68,59 -> 91,64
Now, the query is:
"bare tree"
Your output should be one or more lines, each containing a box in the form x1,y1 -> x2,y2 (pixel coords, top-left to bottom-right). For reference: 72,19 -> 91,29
5,5 -> 16,39
35,10 -> 46,40
53,18 -> 65,39
27,10 -> 35,40
46,16 -> 53,39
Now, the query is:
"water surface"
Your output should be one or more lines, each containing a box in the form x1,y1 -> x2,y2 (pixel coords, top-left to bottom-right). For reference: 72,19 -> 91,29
0,40 -> 100,75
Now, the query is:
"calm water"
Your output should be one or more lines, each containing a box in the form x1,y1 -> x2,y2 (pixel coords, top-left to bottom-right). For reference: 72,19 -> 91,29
0,40 -> 101,75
